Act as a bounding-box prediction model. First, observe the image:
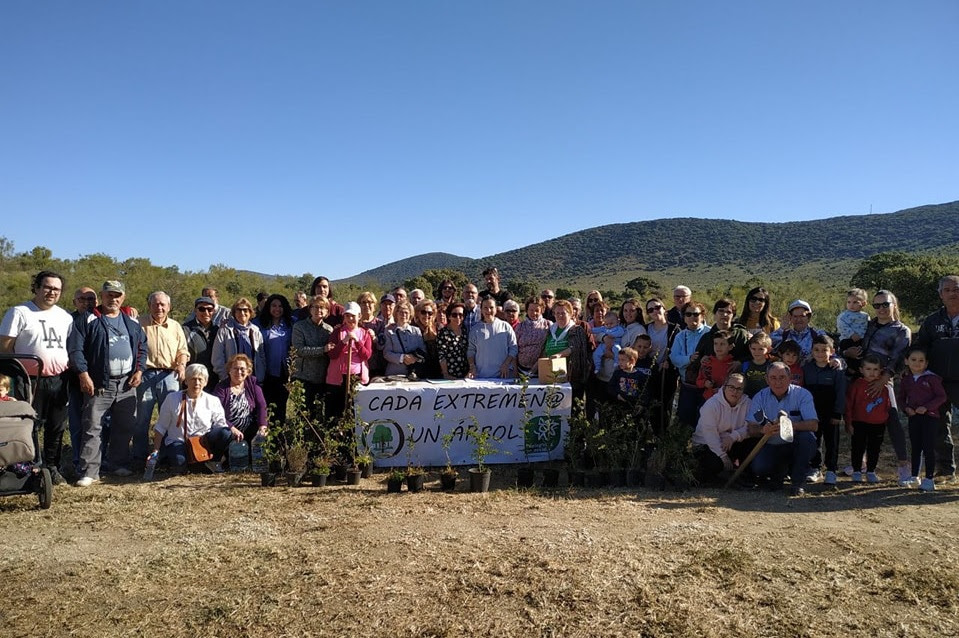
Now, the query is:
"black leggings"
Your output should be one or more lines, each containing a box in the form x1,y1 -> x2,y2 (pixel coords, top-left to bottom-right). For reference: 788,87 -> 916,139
851,421 -> 885,473
909,413 -> 938,479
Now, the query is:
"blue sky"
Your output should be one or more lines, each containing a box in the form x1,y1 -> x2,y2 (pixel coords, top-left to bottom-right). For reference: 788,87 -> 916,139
2,1 -> 956,280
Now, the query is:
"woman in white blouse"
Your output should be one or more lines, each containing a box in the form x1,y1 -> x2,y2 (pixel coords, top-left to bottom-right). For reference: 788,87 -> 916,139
150,364 -> 243,470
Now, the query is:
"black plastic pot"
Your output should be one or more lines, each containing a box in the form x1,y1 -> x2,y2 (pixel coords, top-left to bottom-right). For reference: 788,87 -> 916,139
568,469 -> 585,487
542,468 -> 560,488
406,473 -> 425,493
609,468 -> 628,487
260,473 -> 277,487
440,472 -> 457,491
387,478 -> 404,493
360,462 -> 373,479
517,466 -> 536,488
345,468 -> 362,485
286,471 -> 305,487
469,468 -> 491,493
627,468 -> 645,487
311,473 -> 329,487
333,465 -> 348,481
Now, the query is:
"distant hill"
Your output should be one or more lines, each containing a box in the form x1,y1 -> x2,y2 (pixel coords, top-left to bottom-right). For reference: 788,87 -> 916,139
339,201 -> 959,289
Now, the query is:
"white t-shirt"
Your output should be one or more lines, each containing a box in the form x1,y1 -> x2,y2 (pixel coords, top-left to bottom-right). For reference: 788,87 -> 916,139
0,301 -> 74,376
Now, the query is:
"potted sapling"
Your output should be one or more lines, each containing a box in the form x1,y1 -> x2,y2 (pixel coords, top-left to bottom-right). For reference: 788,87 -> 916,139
440,430 -> 458,491
284,443 -> 309,487
466,417 -> 505,493
386,468 -> 406,493
516,378 -> 536,488
404,423 -> 426,493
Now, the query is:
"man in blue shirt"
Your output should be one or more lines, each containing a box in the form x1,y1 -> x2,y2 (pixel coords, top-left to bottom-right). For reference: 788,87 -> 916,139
748,362 -> 819,496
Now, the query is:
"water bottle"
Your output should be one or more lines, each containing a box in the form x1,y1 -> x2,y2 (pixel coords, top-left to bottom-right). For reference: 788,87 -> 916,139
229,440 -> 250,472
143,451 -> 158,481
251,430 -> 268,474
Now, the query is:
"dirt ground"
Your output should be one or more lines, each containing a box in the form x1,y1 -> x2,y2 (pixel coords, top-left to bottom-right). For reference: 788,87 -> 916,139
1,465 -> 957,638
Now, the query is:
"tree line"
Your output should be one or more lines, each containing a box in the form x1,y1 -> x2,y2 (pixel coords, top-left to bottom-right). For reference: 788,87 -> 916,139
2,236 -> 956,331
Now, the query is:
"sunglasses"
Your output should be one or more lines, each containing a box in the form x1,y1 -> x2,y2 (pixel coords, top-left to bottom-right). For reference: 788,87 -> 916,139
196,306 -> 215,312
646,305 -> 663,312
449,312 -> 464,318
872,301 -> 892,309
236,308 -> 252,313
724,384 -> 745,392
76,296 -> 97,302
748,297 -> 767,303
684,311 -> 701,317
541,294 -> 554,299
420,310 -> 434,316
442,285 -> 454,290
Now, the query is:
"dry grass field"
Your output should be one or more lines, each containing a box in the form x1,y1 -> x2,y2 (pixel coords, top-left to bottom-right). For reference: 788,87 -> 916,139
1,467 -> 957,638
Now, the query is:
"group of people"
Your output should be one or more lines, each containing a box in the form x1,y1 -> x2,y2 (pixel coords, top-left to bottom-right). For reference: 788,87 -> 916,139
2,267 -> 958,496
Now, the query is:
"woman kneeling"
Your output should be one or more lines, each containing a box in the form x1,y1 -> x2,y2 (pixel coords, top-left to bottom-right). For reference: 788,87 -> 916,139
151,364 -> 243,471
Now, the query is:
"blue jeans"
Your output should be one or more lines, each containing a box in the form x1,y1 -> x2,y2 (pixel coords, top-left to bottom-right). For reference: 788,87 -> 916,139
78,377 -> 137,480
70,382 -> 111,469
133,369 -> 180,466
159,428 -> 232,467
752,431 -> 817,487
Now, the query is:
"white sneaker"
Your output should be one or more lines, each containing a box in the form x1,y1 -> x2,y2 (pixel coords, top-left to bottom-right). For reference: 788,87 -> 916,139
852,471 -> 863,482
919,478 -> 935,492
824,471 -> 837,485
896,466 -> 913,486
806,469 -> 823,484
113,467 -> 134,477
866,472 -> 880,483
75,476 -> 99,487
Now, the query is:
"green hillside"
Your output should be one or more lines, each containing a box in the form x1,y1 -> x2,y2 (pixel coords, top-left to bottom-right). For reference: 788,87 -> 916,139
343,201 -> 959,289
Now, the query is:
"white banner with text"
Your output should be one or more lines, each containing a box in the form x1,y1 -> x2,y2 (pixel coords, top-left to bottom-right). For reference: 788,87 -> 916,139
354,379 -> 571,467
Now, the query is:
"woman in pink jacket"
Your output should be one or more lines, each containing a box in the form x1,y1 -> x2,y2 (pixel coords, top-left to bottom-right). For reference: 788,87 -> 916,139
325,302 -> 373,418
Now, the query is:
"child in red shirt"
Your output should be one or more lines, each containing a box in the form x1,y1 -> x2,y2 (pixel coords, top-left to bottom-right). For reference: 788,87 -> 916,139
845,355 -> 892,482
778,340 -> 805,387
697,331 -> 736,400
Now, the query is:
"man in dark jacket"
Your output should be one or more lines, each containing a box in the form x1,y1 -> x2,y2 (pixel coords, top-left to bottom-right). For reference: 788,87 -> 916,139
182,296 -> 220,391
913,275 -> 959,481
67,280 -> 147,487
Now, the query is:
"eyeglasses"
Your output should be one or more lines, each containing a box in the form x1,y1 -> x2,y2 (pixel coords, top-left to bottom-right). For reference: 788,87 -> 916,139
310,305 -> 325,311
647,305 -> 663,312
872,301 -> 892,309
41,285 -> 62,293
420,310 -> 434,316
236,308 -> 252,313
196,306 -> 215,313
684,311 -> 701,317
449,312 -> 464,318
724,385 -> 745,392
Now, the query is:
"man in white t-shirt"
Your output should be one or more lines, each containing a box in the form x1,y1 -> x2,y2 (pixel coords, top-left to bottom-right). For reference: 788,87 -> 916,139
0,270 -> 75,484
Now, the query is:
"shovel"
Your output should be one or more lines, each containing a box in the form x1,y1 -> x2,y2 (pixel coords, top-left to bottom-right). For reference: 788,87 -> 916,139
724,411 -> 793,489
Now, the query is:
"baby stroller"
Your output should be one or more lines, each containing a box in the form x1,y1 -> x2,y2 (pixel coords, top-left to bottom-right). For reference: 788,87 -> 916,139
0,354 -> 52,509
